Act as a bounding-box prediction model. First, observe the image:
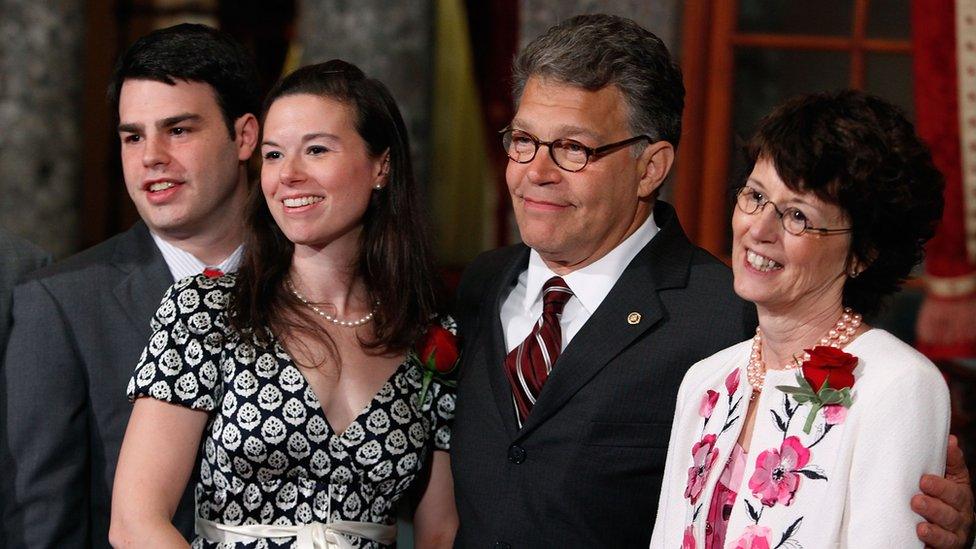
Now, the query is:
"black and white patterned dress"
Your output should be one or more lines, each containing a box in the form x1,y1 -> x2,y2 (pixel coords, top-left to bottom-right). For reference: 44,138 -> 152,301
127,274 -> 455,548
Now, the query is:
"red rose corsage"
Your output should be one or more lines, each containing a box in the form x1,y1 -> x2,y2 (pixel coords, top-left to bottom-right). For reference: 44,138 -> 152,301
413,323 -> 460,408
775,346 -> 857,433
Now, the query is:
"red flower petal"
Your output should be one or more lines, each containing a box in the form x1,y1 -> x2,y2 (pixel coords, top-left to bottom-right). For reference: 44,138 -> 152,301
801,346 -> 858,392
417,325 -> 459,374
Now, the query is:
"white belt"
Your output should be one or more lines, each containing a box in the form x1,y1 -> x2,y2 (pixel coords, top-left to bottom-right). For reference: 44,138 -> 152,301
196,516 -> 397,549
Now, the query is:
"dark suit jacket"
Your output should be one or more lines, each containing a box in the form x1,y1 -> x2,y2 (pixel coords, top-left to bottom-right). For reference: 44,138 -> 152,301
451,202 -> 757,548
0,230 -> 51,549
1,222 -> 196,548
0,230 -> 51,362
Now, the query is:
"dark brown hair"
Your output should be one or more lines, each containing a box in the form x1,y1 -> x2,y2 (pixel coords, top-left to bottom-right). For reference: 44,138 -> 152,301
107,23 -> 261,139
230,60 -> 441,360
745,90 -> 945,316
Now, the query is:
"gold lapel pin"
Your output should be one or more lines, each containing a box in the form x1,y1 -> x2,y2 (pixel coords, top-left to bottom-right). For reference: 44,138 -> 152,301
627,312 -> 641,325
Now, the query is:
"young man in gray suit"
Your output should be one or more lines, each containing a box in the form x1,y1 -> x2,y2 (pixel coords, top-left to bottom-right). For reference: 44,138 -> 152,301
1,24 -> 260,547
451,14 -> 975,548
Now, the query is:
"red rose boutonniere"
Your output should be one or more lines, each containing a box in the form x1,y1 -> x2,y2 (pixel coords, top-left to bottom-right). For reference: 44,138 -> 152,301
413,324 -> 460,408
775,346 -> 858,434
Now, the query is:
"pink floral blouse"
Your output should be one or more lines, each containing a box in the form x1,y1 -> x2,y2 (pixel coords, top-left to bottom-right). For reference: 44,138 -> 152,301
652,330 -> 951,549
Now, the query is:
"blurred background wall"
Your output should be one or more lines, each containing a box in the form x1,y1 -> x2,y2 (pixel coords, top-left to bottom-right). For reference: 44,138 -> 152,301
0,0 -> 922,267
0,0 -> 84,258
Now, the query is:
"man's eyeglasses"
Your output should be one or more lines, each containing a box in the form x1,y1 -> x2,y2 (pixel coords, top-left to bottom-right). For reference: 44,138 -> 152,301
734,186 -> 853,236
500,128 -> 654,172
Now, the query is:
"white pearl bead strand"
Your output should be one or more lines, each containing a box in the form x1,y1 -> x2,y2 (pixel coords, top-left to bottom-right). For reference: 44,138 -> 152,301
287,280 -> 379,328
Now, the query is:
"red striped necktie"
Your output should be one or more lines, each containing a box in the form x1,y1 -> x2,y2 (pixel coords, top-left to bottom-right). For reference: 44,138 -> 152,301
505,276 -> 574,426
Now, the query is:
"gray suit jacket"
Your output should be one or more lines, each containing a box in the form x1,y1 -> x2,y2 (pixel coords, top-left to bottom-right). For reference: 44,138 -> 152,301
451,201 -> 758,547
0,230 -> 51,362
1,222 -> 195,548
0,229 -> 51,549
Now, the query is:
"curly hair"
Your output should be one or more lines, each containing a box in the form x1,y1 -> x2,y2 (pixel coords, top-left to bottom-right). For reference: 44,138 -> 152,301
746,90 -> 945,316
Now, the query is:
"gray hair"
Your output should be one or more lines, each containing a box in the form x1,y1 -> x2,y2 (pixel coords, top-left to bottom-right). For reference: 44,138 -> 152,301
512,14 -> 685,149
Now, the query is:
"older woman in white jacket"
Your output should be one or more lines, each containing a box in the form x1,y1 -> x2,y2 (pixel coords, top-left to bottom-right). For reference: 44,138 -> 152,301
651,90 -> 949,548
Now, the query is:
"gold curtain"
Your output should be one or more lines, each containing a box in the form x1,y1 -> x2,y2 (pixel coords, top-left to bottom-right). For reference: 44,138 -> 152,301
430,0 -> 497,265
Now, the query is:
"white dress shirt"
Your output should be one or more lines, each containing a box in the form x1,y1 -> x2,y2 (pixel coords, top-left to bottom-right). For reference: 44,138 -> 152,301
150,232 -> 244,282
500,213 -> 659,353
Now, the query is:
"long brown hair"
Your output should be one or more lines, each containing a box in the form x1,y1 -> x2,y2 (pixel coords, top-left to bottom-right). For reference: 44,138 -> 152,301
230,60 -> 441,361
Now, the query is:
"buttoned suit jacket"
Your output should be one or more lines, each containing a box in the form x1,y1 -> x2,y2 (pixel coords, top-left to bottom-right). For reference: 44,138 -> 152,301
451,202 -> 757,547
2,222 -> 196,548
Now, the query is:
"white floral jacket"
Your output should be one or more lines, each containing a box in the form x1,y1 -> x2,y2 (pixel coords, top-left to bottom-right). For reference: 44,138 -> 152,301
650,329 -> 949,549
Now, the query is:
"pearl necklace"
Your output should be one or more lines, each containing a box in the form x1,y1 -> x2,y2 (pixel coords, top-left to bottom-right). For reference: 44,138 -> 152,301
746,307 -> 862,400
287,280 -> 379,328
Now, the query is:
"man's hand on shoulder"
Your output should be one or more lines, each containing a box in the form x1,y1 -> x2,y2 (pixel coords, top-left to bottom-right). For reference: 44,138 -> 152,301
913,436 -> 975,548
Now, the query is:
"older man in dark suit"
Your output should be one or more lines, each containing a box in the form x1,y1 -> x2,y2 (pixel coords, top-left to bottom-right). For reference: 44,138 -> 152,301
450,14 -> 755,547
451,13 -> 975,548
1,24 -> 260,548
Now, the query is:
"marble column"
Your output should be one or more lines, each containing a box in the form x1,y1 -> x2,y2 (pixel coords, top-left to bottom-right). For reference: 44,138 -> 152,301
0,0 -> 84,256
298,0 -> 433,189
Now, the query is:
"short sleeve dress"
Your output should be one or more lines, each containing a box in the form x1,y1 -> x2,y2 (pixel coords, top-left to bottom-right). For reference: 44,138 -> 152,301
127,274 -> 456,549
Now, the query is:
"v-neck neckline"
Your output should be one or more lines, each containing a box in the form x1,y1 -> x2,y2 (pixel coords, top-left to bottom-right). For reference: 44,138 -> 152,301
271,337 -> 413,439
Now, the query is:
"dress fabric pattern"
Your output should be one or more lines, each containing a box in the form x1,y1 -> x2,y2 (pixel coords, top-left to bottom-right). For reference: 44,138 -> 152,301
127,274 -> 455,548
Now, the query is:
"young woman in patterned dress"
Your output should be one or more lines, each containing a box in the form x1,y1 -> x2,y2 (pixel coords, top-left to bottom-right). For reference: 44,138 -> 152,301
112,60 -> 457,548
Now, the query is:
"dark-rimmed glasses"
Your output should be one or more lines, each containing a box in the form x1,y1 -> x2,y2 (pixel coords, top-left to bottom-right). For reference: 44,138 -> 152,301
734,186 -> 853,236
500,127 -> 654,172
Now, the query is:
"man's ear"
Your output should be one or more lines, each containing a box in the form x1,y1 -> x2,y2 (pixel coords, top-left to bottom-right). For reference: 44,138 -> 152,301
235,113 -> 259,161
636,140 -> 675,198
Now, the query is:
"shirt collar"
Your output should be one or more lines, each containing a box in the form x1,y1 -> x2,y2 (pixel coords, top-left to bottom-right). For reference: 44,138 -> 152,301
150,231 -> 245,281
522,212 -> 659,314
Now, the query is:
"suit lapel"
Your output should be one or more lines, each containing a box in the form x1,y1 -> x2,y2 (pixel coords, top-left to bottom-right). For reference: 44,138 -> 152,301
482,246 -> 530,439
110,223 -> 174,339
517,202 -> 695,437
